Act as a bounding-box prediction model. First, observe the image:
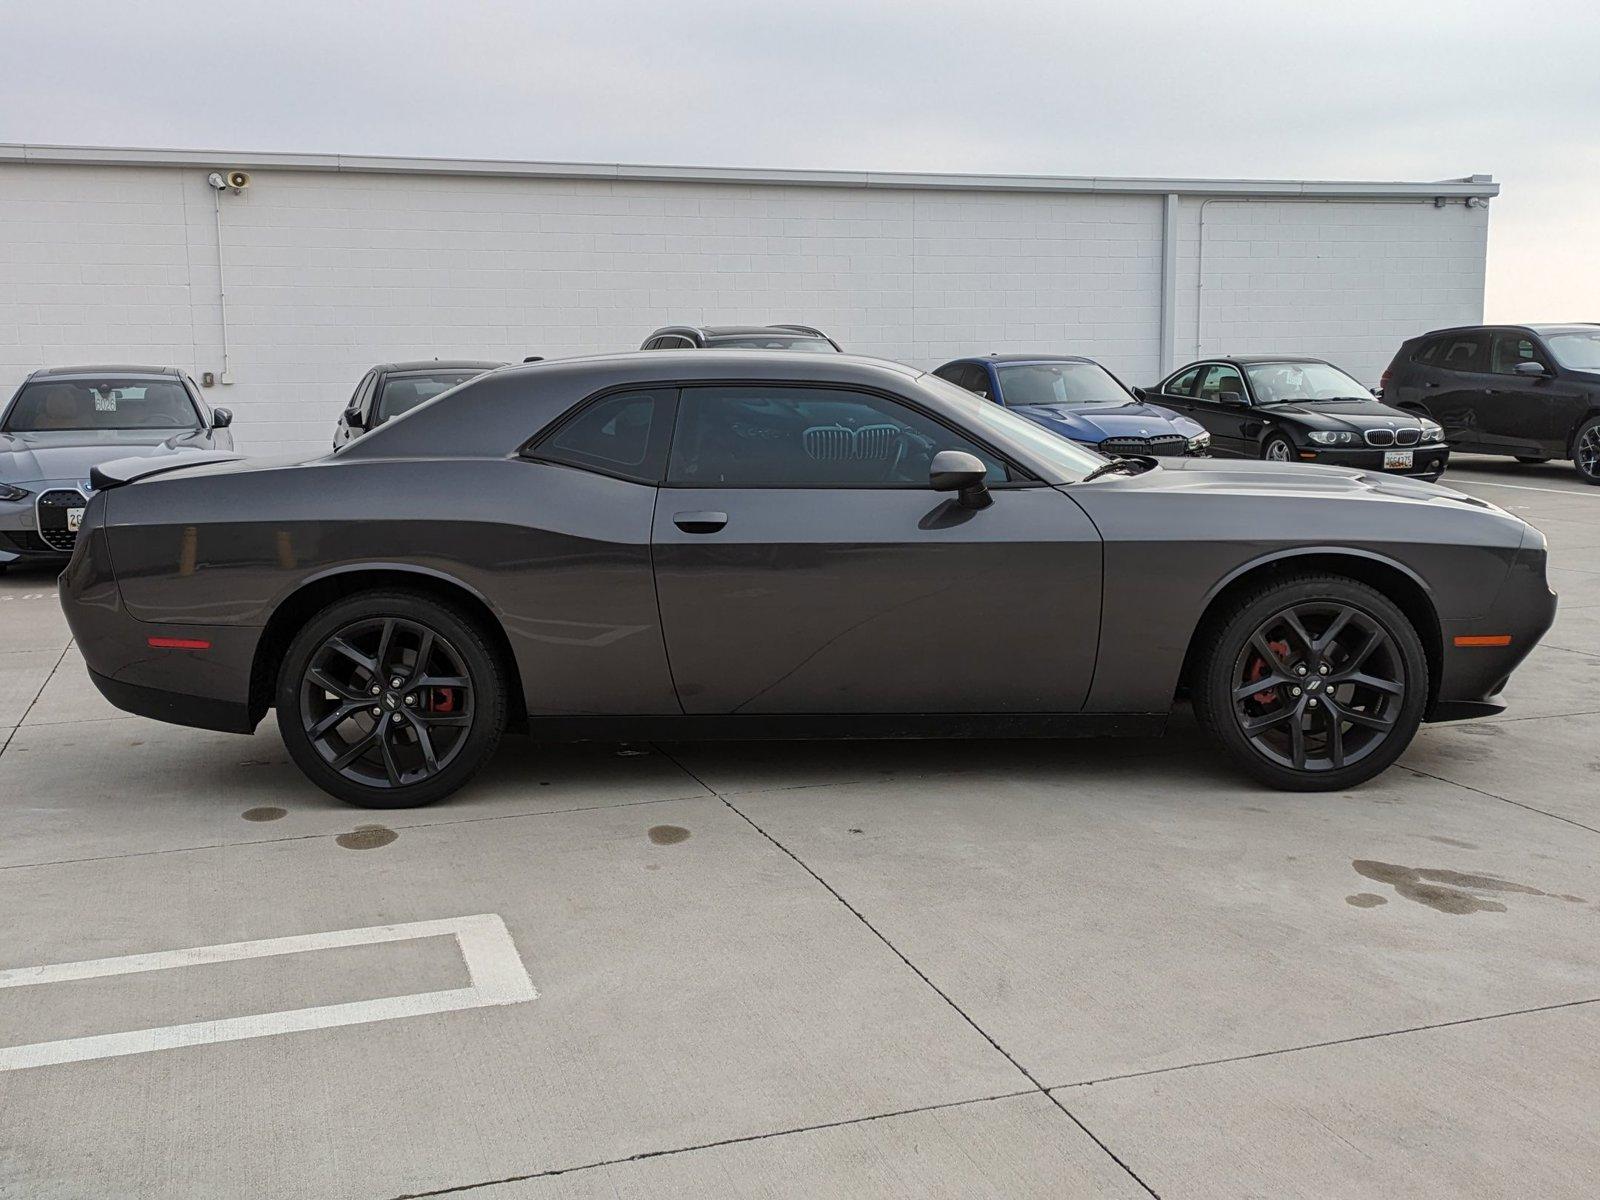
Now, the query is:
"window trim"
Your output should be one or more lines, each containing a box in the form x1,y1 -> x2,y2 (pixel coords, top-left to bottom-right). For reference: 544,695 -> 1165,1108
659,379 -> 1037,491
519,385 -> 681,486
1195,362 -> 1250,405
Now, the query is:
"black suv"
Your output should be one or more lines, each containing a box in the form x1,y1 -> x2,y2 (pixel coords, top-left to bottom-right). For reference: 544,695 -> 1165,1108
640,324 -> 841,353
333,360 -> 504,448
1382,324 -> 1600,483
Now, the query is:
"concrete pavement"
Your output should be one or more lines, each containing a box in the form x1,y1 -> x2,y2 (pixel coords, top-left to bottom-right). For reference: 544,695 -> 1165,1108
1,455 -> 1596,1199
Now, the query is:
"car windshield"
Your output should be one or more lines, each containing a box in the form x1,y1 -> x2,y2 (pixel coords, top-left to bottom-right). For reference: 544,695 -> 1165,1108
996,362 -> 1131,407
376,371 -> 483,421
1245,362 -> 1370,404
3,378 -> 200,433
1543,330 -> 1600,372
916,373 -> 1107,479
708,336 -> 838,353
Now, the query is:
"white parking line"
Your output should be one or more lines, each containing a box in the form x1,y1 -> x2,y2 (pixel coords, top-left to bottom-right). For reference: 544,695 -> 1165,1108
1451,479 -> 1600,498
0,913 -> 535,1072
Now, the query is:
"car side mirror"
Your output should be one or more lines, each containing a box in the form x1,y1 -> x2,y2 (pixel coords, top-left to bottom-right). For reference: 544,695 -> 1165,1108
1513,361 -> 1552,378
1370,386 -> 1384,398
930,450 -> 992,510
1131,386 -> 1148,401
1217,391 -> 1247,407
343,406 -> 367,430
211,407 -> 233,429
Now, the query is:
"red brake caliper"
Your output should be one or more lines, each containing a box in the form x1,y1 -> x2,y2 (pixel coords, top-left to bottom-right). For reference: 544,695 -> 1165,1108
427,688 -> 457,714
1245,639 -> 1292,705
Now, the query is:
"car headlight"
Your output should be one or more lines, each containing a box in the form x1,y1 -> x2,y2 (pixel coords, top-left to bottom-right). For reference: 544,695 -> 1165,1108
1421,420 -> 1443,442
1306,430 -> 1358,446
1187,431 -> 1211,451
0,482 -> 29,502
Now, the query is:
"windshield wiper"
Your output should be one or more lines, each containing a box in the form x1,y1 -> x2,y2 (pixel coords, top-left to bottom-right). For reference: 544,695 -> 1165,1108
1080,455 -> 1156,483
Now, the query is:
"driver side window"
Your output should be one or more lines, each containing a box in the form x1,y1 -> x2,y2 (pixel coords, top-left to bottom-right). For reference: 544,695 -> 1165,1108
667,386 -> 1008,487
1197,365 -> 1247,402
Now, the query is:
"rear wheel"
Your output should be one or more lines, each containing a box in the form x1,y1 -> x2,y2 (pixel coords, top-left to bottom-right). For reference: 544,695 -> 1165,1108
1573,417 -> 1600,485
1193,575 -> 1427,791
1262,435 -> 1294,463
276,591 -> 506,807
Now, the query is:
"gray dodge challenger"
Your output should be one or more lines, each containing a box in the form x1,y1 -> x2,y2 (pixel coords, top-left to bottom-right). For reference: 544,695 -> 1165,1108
2,365 -> 233,569
61,352 -> 1555,807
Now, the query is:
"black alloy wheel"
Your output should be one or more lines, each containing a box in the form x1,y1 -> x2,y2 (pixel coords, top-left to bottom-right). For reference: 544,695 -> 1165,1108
277,591 -> 506,807
1574,417 -> 1600,485
1194,575 -> 1427,790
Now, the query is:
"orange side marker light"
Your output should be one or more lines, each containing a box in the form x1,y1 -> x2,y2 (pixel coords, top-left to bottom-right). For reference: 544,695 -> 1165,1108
1453,635 -> 1512,648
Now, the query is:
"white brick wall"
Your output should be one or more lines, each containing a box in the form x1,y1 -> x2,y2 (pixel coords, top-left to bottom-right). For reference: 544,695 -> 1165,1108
0,163 -> 1487,456
1169,198 -> 1489,387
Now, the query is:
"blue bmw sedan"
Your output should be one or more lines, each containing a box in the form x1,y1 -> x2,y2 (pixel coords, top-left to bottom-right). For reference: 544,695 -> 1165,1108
932,354 -> 1209,457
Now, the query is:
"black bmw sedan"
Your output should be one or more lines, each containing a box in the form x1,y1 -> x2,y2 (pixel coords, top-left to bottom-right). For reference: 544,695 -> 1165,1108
63,352 -> 1551,807
1150,357 -> 1449,480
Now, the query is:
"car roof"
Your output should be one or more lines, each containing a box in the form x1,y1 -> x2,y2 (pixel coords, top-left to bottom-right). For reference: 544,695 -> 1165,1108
27,364 -> 181,379
1416,323 -> 1600,339
1211,355 -> 1334,366
965,354 -> 1101,366
650,325 -> 831,339
375,359 -> 506,373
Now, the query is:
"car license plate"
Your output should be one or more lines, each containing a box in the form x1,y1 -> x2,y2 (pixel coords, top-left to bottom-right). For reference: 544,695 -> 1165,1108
1383,451 -> 1413,471
67,507 -> 85,532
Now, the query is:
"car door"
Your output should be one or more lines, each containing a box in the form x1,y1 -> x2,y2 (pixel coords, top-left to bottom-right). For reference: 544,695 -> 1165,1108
650,382 -> 1103,715
1483,331 -> 1561,455
1426,332 -> 1492,448
1155,364 -> 1204,426
1192,364 -> 1254,455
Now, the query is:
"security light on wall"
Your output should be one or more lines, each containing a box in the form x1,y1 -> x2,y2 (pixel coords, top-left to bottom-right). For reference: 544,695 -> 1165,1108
207,170 -> 251,193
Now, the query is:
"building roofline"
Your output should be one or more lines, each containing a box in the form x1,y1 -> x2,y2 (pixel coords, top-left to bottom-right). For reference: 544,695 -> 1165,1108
0,143 -> 1501,199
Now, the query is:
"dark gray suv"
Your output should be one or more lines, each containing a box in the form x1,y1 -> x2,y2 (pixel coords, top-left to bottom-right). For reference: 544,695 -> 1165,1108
1382,325 -> 1600,483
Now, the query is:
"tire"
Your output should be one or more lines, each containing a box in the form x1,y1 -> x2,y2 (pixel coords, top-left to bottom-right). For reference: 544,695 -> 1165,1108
276,590 -> 507,808
1192,574 -> 1428,792
1261,434 -> 1295,463
1572,417 -> 1600,485
1515,456 -> 1551,465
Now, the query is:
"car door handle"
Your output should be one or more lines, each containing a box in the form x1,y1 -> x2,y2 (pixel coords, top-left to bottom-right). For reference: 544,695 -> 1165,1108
1424,381 -> 1439,388
673,511 -> 728,533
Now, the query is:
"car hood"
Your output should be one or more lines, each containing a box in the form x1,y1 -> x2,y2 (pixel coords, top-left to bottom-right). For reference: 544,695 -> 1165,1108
1259,398 -> 1427,433
1010,401 -> 1204,442
0,429 -> 213,486
1086,455 -> 1509,512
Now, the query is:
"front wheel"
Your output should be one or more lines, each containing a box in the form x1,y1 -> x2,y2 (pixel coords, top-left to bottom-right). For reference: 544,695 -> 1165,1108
1573,417 -> 1600,485
277,591 -> 507,807
1261,435 -> 1295,463
1192,575 -> 1427,791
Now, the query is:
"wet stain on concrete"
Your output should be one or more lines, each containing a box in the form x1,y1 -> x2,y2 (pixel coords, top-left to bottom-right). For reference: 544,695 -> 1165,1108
1346,893 -> 1388,908
1427,836 -> 1480,850
1352,859 -> 1572,916
238,758 -> 280,769
848,828 -> 865,835
336,825 -> 398,850
647,825 -> 690,845
1240,806 -> 1270,814
241,806 -> 287,822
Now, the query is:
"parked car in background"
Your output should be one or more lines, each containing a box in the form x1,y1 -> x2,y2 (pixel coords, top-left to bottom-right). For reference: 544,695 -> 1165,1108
333,360 -> 505,447
66,351 -> 1551,807
641,324 -> 841,352
933,354 -> 1209,457
1381,324 -> 1600,483
0,365 -> 231,570
1151,356 -> 1448,480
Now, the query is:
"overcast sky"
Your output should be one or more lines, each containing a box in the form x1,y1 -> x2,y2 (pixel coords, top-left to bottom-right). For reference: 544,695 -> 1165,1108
3,0 -> 1595,319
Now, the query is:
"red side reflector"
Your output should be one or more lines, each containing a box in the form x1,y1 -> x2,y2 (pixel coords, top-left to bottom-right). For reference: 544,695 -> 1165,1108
147,637 -> 211,650
1454,635 -> 1512,647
